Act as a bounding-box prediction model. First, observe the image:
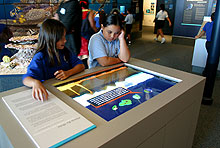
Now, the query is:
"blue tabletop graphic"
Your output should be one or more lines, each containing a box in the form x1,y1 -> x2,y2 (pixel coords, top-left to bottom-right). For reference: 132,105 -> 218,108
55,66 -> 177,121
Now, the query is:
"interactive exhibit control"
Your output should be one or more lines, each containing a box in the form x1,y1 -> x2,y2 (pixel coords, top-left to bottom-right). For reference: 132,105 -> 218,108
54,64 -> 182,121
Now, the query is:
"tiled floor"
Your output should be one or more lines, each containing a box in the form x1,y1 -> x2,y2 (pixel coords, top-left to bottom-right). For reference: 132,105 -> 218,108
130,26 -> 220,148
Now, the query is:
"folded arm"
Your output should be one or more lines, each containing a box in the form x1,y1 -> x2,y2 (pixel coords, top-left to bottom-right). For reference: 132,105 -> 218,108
96,56 -> 122,67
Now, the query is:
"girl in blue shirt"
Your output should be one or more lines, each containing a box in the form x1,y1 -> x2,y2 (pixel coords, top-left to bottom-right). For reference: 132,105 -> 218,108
88,14 -> 130,68
195,12 -> 215,76
23,19 -> 85,101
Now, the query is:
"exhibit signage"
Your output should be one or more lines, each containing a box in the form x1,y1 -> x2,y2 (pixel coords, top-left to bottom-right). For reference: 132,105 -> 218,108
2,90 -> 96,148
182,0 -> 209,26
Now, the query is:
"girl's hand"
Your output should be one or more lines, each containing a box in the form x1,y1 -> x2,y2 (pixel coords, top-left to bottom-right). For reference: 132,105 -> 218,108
32,80 -> 48,102
169,22 -> 172,27
118,29 -> 125,41
54,70 -> 69,80
195,35 -> 199,39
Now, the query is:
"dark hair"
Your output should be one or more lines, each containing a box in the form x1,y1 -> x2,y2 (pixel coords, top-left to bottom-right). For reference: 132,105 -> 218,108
211,12 -> 215,21
99,10 -> 106,26
80,0 -> 89,9
110,8 -> 120,15
0,26 -> 13,44
37,19 -> 66,66
102,14 -> 123,29
127,8 -> 132,14
160,4 -> 165,11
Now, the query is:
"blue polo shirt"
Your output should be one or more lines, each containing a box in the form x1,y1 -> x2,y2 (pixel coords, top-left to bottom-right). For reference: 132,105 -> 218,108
88,30 -> 120,68
203,21 -> 213,42
23,48 -> 82,82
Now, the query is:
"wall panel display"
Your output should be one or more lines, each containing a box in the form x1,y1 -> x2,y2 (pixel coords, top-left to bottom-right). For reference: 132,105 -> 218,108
0,0 -> 59,37
182,0 -> 209,25
165,0 -> 174,10
0,0 -> 59,75
143,0 -> 156,27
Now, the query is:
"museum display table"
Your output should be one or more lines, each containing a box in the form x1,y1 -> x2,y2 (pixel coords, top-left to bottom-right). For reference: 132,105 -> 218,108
192,38 -> 220,71
0,58 -> 205,148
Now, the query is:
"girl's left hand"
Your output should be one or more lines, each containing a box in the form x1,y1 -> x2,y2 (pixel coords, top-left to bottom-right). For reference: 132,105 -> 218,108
118,29 -> 125,41
54,70 -> 69,80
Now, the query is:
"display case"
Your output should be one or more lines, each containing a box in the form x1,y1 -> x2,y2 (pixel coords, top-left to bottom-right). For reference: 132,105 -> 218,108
0,0 -> 60,75
0,0 -> 59,36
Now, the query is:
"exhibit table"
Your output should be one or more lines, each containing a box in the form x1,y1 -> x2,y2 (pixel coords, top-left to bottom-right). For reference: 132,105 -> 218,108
0,58 -> 205,148
192,38 -> 220,71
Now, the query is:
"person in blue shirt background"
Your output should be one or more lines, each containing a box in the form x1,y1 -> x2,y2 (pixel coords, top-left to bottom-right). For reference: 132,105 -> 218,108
195,12 -> 215,53
195,12 -> 215,76
23,19 -> 85,101
88,14 -> 130,69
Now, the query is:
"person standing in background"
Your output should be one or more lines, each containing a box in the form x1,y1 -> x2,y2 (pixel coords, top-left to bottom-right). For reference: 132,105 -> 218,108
154,4 -> 171,44
124,8 -> 134,45
110,8 -> 125,24
78,0 -> 97,69
195,12 -> 215,76
54,0 -> 82,56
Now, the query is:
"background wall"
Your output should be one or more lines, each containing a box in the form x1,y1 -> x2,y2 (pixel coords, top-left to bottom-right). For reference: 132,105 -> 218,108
88,0 -> 132,14
143,0 -> 157,26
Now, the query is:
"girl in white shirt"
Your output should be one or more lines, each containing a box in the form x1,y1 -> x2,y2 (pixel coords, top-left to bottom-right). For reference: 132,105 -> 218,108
154,4 -> 172,44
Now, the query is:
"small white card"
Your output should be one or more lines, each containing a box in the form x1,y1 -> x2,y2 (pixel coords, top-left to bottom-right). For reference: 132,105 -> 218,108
60,8 -> 66,15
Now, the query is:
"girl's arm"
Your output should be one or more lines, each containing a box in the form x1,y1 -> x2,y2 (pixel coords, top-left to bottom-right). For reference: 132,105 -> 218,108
23,76 -> 48,101
88,10 -> 97,32
118,30 -> 130,62
166,17 -> 172,27
54,64 -> 85,80
195,31 -> 206,39
96,56 -> 122,67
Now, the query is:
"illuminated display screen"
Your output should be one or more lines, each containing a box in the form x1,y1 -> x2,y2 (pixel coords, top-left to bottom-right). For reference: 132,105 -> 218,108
54,64 -> 181,121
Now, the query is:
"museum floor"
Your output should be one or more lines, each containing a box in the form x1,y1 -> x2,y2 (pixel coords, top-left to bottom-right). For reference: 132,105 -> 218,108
130,26 -> 220,148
